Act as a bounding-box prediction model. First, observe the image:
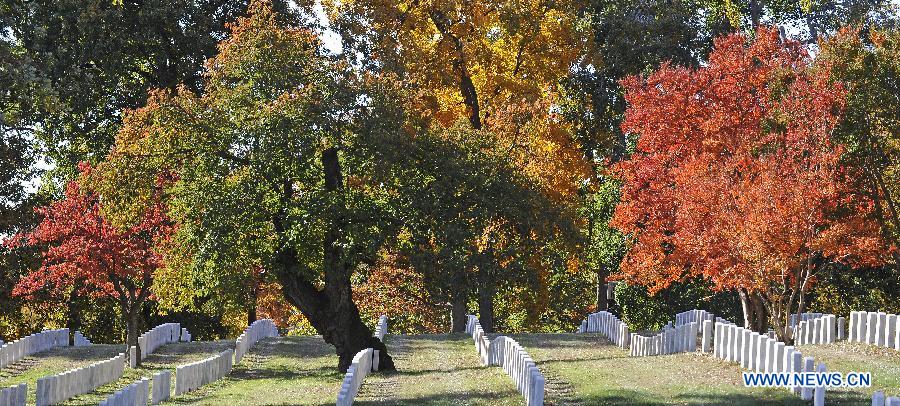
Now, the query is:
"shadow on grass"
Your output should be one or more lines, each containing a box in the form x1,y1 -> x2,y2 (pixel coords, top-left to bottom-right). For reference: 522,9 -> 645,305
229,363 -> 343,381
353,388 -> 521,406
375,364 -> 492,377
567,390 -> 810,406
259,336 -> 337,359
508,333 -> 618,349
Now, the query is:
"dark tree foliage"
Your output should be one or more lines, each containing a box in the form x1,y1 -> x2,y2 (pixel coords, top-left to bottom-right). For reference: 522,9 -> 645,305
2,0 -> 298,180
562,0 -> 710,165
614,281 -> 743,332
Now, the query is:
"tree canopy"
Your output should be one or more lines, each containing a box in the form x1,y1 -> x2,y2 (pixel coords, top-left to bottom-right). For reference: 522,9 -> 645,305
1,0 -> 898,363
611,28 -> 891,338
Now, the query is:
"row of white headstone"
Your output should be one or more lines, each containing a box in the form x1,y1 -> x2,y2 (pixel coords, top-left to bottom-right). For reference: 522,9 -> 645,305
794,315 -> 844,345
789,312 -> 827,328
374,315 -> 388,341
336,348 -> 375,406
872,391 -> 900,405
488,336 -> 545,406
99,376 -> 149,406
630,322 -> 699,356
849,311 -> 900,350
234,319 -> 279,365
712,321 -> 828,405
0,329 -> 69,369
576,311 -> 630,348
35,351 -> 127,406
336,315 -> 389,406
136,323 -> 183,361
73,331 -> 93,347
129,325 -> 192,368
173,349 -> 233,396
0,383 -> 26,406
97,370 -> 171,406
674,309 -> 715,326
465,315 -> 492,366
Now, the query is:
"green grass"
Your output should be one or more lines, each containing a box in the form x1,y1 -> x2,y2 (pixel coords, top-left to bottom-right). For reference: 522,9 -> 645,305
2,334 -> 898,405
513,333 -> 806,405
170,334 -> 521,406
798,341 -> 900,401
58,340 -> 235,405
354,334 -> 522,405
165,336 -> 344,405
0,344 -> 125,403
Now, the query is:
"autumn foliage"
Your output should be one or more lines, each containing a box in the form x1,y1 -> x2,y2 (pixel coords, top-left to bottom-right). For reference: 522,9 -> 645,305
611,28 -> 890,335
8,165 -> 170,301
5,164 -> 172,354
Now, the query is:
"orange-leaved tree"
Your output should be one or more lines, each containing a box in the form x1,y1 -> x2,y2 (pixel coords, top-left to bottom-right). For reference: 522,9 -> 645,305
611,28 -> 890,340
5,164 -> 172,364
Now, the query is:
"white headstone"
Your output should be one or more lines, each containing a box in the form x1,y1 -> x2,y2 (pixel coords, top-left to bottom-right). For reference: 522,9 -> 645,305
702,320 -> 713,353
876,313 -> 888,346
814,362 -> 826,406
867,312 -> 878,344
755,335 -> 767,373
774,342 -> 785,372
801,357 -> 815,400
837,317 -> 845,341
886,315 -> 897,349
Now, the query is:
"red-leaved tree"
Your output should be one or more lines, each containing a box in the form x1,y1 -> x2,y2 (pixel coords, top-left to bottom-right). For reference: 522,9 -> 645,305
5,164 -> 172,364
611,28 -> 890,341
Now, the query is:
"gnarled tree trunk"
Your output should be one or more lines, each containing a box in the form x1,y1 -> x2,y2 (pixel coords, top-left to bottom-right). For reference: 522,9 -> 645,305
272,147 -> 395,372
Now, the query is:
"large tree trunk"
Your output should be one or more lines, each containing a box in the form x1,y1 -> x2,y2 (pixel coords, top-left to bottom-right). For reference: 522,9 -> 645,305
449,268 -> 468,333
477,266 -> 495,333
247,284 -> 258,327
276,249 -> 395,372
271,148 -> 395,372
738,289 -> 769,333
596,266 -> 608,312
751,293 -> 769,333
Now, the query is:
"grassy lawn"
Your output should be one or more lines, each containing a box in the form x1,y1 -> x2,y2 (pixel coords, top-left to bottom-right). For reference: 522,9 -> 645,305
173,334 -> 521,406
355,334 -> 521,406
164,336 -> 343,405
512,333 -> 804,406
798,341 -> 900,401
0,344 -> 125,403
60,340 -> 234,405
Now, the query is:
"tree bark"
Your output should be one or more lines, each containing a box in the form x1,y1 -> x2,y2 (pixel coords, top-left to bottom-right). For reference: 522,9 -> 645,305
276,248 -> 394,372
271,148 -> 396,372
125,304 -> 142,366
477,266 -> 495,333
596,266 -> 608,311
65,282 -> 84,344
449,268 -> 468,333
738,289 -> 769,333
751,293 -> 769,333
739,289 -> 753,328
749,0 -> 762,28
247,283 -> 258,327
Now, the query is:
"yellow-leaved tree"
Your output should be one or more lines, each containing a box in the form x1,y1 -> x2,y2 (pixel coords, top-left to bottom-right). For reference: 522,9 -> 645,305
327,0 -> 594,332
